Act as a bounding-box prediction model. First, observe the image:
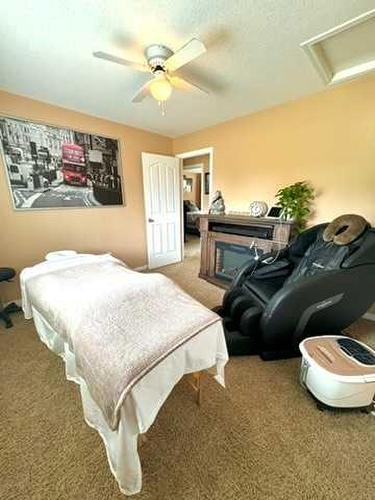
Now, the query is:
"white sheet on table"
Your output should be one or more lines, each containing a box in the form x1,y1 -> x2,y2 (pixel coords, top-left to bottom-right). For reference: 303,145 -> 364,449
32,307 -> 228,495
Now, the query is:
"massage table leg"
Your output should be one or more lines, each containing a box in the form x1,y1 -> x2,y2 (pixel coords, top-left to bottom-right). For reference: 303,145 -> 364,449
191,371 -> 203,406
138,371 -> 204,450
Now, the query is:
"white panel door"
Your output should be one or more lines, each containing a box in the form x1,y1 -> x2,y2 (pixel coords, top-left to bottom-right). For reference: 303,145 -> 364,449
142,153 -> 182,269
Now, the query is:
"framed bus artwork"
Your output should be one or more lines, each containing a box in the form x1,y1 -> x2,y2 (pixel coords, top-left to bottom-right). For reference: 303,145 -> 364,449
0,115 -> 124,210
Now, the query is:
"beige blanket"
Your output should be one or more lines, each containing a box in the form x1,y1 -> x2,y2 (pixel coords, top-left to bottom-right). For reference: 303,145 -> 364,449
24,257 -> 220,430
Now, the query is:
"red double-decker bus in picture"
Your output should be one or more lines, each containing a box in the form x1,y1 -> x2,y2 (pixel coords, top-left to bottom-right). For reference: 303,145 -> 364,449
61,144 -> 87,186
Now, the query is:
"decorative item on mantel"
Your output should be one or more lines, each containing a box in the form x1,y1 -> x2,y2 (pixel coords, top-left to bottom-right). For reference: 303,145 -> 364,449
209,190 -> 225,215
249,200 -> 268,218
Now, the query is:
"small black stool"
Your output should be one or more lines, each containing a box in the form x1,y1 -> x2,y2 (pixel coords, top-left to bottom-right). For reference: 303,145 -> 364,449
0,268 -> 22,329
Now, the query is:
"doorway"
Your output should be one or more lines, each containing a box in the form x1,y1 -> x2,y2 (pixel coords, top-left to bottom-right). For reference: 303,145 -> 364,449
176,147 -> 213,260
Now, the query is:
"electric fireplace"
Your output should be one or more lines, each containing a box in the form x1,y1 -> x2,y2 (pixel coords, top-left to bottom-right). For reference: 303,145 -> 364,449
199,214 -> 295,289
214,241 -> 262,281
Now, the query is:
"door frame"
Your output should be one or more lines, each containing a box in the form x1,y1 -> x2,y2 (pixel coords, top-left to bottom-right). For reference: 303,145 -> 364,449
176,147 -> 214,259
176,147 -> 214,197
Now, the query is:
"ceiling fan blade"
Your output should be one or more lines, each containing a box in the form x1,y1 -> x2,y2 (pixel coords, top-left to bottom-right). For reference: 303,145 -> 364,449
132,80 -> 152,103
169,76 -> 208,94
165,38 -> 206,72
93,51 -> 149,73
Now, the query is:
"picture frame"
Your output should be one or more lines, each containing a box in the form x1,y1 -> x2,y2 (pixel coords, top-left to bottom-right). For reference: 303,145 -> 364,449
183,176 -> 193,192
0,115 -> 125,210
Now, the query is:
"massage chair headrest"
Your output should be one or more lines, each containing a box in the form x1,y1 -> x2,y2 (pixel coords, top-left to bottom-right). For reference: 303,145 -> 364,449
322,214 -> 369,246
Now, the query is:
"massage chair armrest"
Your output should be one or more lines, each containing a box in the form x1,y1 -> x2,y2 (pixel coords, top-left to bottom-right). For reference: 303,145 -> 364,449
230,251 -> 282,289
260,266 -> 375,349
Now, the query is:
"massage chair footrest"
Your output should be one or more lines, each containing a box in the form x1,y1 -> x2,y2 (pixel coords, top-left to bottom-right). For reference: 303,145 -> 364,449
224,329 -> 259,356
224,327 -> 301,359
222,316 -> 259,356
260,347 -> 301,361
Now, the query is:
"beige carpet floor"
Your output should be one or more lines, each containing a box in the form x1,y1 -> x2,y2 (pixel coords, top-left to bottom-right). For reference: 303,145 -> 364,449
1,236 -> 375,500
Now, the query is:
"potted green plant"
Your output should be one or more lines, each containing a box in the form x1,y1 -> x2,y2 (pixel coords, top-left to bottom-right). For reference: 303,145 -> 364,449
275,181 -> 315,232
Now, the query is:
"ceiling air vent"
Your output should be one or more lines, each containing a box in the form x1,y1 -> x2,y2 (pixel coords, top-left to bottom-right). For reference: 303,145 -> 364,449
301,9 -> 375,85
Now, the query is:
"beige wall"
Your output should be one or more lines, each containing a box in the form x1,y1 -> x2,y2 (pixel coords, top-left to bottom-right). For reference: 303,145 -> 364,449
173,75 -> 375,226
0,91 -> 172,300
2,76 -> 375,300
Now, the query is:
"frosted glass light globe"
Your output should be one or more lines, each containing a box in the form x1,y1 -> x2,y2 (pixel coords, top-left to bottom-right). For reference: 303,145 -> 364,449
149,75 -> 172,102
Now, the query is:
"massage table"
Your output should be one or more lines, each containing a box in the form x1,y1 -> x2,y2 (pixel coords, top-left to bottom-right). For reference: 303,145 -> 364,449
20,253 -> 228,495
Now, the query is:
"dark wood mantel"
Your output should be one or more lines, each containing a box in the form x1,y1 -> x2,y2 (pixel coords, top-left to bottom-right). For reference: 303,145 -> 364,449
199,214 -> 295,288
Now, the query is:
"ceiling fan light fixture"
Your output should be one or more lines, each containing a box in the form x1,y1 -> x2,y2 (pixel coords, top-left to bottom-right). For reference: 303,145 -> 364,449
149,74 -> 173,102
94,37 -> 208,111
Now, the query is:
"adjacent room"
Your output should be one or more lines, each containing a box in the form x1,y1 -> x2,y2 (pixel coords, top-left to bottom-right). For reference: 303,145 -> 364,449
1,1 -> 374,499
181,151 -> 211,257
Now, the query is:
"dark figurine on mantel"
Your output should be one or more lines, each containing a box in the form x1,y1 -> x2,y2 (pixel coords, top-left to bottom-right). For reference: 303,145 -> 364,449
209,190 -> 225,215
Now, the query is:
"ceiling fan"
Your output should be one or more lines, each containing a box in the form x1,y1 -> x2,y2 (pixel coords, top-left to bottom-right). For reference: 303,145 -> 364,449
93,38 -> 208,114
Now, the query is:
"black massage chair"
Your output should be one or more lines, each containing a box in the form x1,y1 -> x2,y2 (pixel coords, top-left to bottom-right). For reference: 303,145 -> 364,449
215,215 -> 375,360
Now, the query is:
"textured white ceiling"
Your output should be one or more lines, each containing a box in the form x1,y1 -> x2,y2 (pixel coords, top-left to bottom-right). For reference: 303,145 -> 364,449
0,0 -> 374,137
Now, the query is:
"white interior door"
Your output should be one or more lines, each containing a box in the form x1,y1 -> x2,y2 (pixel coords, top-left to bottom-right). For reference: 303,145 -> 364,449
142,153 -> 182,269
